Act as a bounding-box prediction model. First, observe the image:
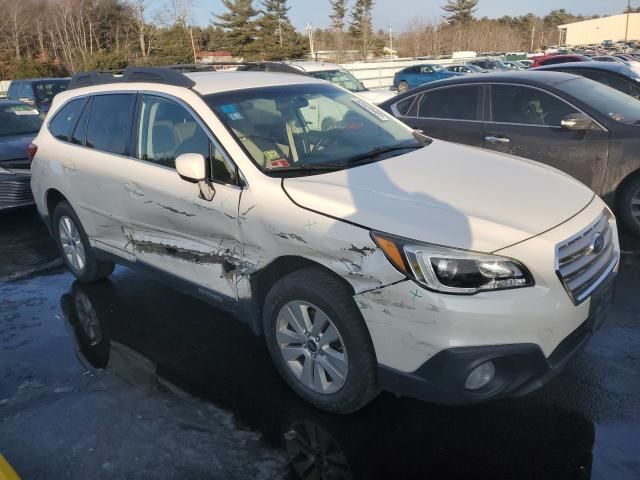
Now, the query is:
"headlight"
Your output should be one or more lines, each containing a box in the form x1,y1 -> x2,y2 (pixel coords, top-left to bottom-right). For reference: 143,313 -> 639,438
371,231 -> 534,294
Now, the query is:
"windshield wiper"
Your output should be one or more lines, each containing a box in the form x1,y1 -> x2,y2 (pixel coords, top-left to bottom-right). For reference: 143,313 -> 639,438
266,162 -> 345,173
343,144 -> 423,165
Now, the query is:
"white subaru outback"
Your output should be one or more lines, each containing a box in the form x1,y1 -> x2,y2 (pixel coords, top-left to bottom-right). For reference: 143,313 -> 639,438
30,67 -> 619,413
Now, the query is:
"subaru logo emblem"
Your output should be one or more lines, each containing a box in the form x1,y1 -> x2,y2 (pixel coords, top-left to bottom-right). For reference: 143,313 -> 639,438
590,232 -> 605,254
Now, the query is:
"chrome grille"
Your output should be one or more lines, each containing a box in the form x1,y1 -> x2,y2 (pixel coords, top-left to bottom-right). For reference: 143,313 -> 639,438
0,176 -> 33,207
556,210 -> 619,304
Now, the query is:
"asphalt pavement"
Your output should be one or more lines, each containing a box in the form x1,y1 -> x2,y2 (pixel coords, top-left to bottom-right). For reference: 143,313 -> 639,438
1,207 -> 639,480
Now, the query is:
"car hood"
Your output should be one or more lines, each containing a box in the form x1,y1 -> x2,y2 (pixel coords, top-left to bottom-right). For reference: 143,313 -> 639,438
0,134 -> 34,163
282,141 -> 595,252
356,89 -> 397,105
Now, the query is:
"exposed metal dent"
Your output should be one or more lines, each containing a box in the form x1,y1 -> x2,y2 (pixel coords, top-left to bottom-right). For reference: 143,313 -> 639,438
144,200 -> 196,217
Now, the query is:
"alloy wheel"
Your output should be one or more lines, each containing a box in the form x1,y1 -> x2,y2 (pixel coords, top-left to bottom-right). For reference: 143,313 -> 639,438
276,301 -> 349,394
59,215 -> 86,272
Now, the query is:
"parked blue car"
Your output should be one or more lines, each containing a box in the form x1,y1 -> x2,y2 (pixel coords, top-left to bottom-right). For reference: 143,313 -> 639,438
393,64 -> 463,92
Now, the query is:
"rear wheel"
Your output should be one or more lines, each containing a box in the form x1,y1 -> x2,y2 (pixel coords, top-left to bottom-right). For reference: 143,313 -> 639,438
263,267 -> 379,414
617,176 -> 640,237
53,201 -> 115,282
398,80 -> 409,93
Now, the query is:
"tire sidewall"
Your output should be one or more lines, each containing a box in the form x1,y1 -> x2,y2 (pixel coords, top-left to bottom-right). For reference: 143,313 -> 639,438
618,178 -> 640,236
52,202 -> 94,281
263,270 -> 377,413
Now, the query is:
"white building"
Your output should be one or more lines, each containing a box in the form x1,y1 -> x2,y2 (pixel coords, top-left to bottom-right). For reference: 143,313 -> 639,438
558,13 -> 640,46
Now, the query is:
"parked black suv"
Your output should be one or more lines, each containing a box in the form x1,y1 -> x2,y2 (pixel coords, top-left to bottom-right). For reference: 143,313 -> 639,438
7,78 -> 70,113
379,71 -> 640,235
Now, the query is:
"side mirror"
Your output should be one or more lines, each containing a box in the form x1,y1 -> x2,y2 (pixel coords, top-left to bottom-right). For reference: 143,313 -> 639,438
175,153 -> 215,201
176,153 -> 206,183
560,113 -> 593,131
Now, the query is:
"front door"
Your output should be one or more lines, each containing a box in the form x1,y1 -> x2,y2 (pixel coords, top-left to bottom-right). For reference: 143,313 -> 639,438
123,94 -> 243,301
483,84 -> 610,193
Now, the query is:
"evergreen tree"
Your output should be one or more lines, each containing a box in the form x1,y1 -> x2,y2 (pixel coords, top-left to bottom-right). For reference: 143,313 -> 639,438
442,0 -> 478,25
255,0 -> 307,60
329,0 -> 347,61
349,0 -> 374,60
213,0 -> 259,58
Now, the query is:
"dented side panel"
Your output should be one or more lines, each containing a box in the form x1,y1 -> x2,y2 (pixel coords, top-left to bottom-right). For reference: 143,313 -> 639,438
236,177 -> 405,302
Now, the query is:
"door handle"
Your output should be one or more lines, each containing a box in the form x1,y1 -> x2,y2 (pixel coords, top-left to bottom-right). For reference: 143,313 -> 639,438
484,136 -> 510,144
124,182 -> 144,197
62,160 -> 76,171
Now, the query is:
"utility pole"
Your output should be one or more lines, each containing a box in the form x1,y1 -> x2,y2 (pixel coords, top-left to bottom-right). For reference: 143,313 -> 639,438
190,28 -> 197,64
388,24 -> 393,59
625,0 -> 632,43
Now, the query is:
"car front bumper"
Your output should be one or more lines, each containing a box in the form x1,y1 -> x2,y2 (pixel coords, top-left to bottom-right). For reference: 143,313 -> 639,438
353,197 -> 619,404
0,172 -> 34,211
376,269 -> 616,404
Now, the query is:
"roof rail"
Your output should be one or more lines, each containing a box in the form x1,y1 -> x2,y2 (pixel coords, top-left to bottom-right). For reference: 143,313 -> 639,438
68,67 -> 197,90
68,61 -> 309,90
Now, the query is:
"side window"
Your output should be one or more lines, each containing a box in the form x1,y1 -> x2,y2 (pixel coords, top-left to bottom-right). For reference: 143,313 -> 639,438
490,85 -> 577,126
86,94 -> 135,155
420,66 -> 433,74
7,82 -> 20,99
136,95 -> 238,184
417,86 -> 480,120
394,95 -> 419,116
48,98 -> 87,142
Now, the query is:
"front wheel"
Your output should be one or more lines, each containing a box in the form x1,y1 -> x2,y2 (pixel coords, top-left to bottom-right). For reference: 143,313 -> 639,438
398,80 -> 410,93
53,201 -> 115,282
263,267 -> 379,414
617,176 -> 640,237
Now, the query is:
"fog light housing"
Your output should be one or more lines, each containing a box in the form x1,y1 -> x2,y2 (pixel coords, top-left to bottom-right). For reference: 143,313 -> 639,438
465,361 -> 496,390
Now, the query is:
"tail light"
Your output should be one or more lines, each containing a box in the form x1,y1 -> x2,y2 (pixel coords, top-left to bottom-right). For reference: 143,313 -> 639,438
27,143 -> 38,161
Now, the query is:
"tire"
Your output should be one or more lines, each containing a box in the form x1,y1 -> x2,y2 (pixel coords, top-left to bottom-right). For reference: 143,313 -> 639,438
617,176 -> 640,237
52,201 -> 115,282
263,267 -> 379,414
398,80 -> 410,93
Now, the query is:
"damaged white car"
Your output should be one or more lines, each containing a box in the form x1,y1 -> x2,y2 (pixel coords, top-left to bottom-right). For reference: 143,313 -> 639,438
31,67 -> 620,413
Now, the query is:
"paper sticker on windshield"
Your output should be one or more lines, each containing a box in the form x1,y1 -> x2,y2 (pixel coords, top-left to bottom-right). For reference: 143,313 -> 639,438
264,150 -> 280,161
269,159 -> 290,168
227,112 -> 243,120
219,104 -> 238,113
7,105 -> 39,116
351,98 -> 389,121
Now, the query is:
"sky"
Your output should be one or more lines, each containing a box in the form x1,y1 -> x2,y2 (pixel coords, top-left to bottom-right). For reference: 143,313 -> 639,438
191,0 -> 624,31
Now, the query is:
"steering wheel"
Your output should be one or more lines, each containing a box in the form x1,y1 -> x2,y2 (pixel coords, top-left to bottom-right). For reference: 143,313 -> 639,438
311,129 -> 346,153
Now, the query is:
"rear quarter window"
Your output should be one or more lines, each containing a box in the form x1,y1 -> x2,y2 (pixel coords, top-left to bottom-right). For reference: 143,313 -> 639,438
48,98 -> 87,141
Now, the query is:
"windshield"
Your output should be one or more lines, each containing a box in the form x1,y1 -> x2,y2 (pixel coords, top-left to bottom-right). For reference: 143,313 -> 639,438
309,69 -> 367,93
34,80 -> 69,104
555,77 -> 640,124
0,104 -> 42,137
204,83 -> 424,175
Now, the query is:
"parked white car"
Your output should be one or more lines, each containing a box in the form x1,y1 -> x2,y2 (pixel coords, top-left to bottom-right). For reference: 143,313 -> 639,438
31,67 -> 619,413
287,61 -> 396,105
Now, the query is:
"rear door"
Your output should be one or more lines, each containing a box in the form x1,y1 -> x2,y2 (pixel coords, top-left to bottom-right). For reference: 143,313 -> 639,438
407,84 -> 483,147
482,83 -> 610,192
69,93 -> 138,255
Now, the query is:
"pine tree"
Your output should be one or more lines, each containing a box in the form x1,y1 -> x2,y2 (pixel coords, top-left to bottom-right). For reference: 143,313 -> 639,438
442,0 -> 478,25
349,0 -> 374,60
330,0 -> 347,61
213,0 -> 259,58
255,0 -> 307,60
